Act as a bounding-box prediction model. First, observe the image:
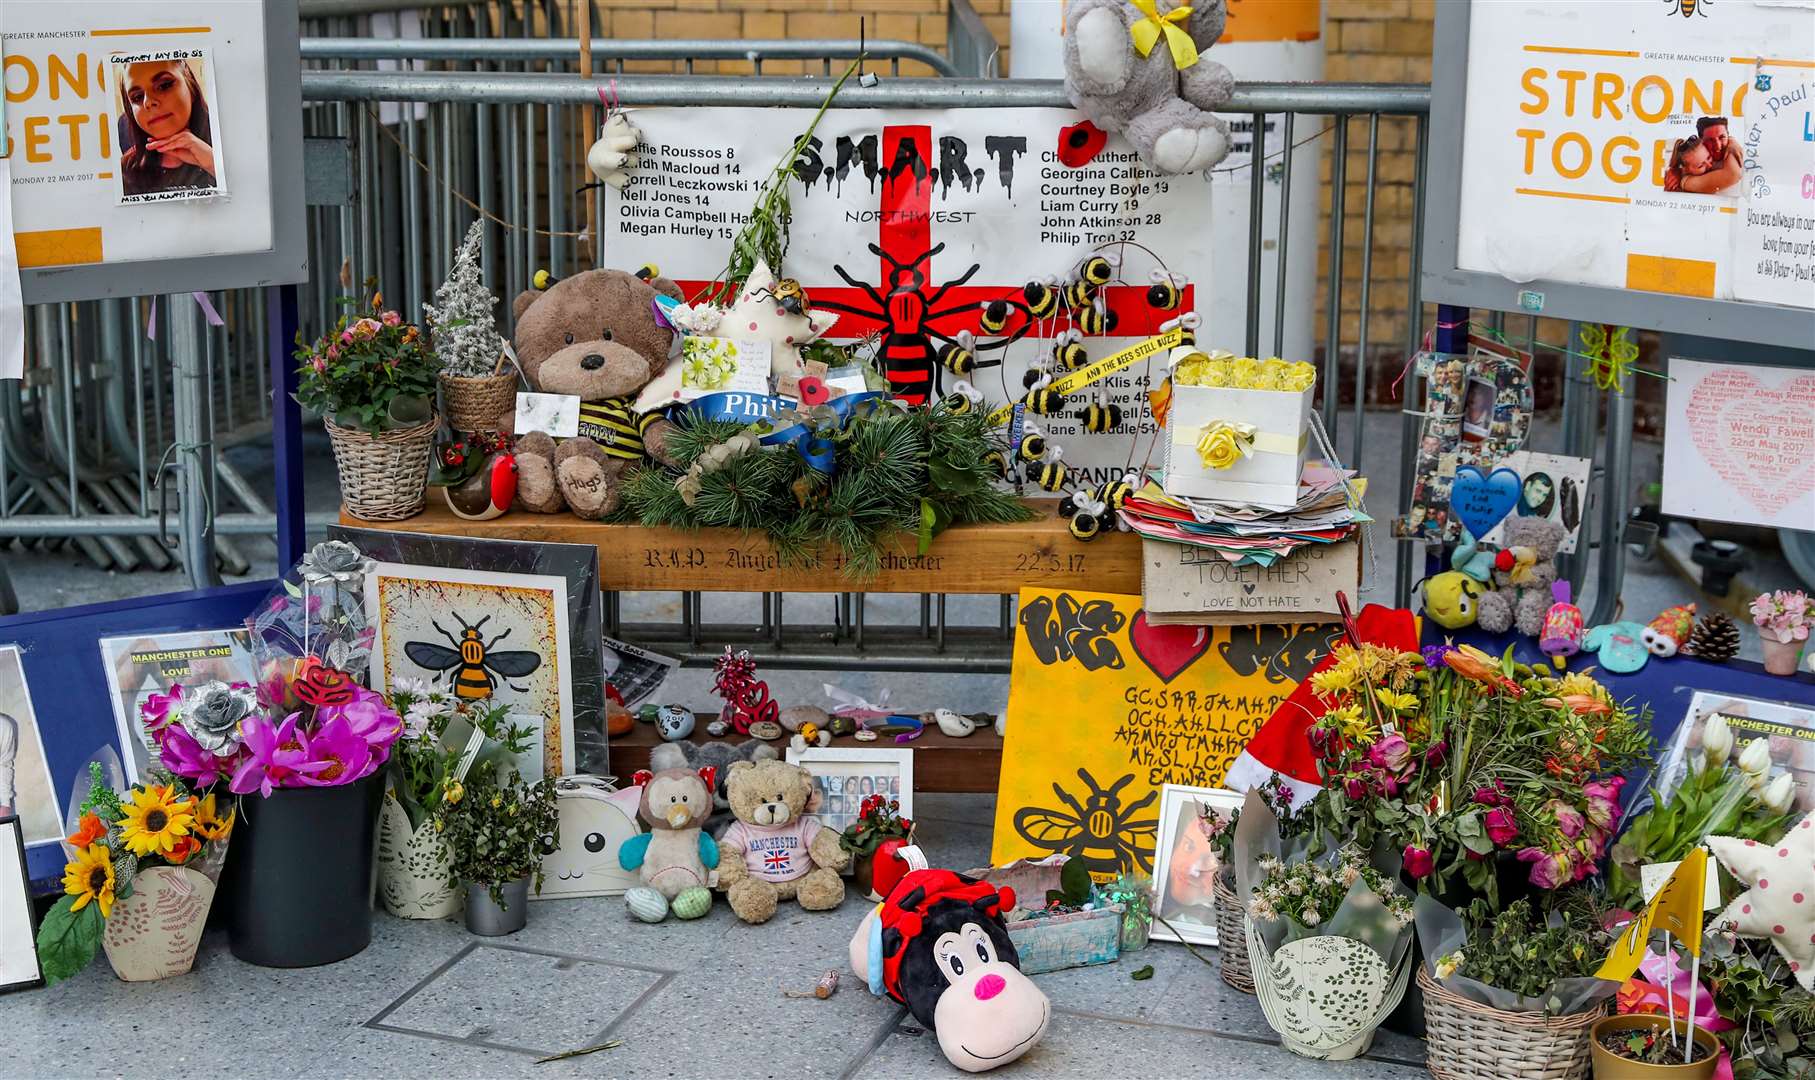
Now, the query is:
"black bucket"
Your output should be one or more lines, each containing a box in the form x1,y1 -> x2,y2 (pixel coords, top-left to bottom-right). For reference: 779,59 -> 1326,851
226,776 -> 380,968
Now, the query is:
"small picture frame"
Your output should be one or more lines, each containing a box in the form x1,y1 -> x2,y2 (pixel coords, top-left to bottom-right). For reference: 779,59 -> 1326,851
784,746 -> 914,838
0,816 -> 43,994
1149,784 -> 1244,947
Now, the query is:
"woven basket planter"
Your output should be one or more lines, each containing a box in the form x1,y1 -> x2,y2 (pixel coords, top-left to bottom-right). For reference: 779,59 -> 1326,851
439,370 -> 517,433
1211,870 -> 1254,993
1419,966 -> 1607,1080
325,415 -> 436,521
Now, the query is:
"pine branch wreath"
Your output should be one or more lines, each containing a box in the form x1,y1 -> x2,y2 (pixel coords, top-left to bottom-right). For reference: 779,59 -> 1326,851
620,402 -> 1031,578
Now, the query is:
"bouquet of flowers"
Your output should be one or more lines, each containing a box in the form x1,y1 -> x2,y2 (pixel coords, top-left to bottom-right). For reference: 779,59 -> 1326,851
1749,589 -> 1813,644
1608,713 -> 1797,911
294,285 -> 438,434
1247,846 -> 1415,941
146,675 -> 400,797
244,539 -> 376,689
1418,896 -> 1614,1014
1306,642 -> 1650,903
35,765 -> 235,983
386,681 -> 536,831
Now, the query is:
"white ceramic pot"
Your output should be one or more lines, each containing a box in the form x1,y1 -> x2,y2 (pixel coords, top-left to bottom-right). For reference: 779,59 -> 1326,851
377,792 -> 461,920
102,865 -> 217,982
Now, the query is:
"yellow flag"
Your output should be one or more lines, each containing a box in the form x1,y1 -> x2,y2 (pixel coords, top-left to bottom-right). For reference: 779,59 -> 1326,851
1595,847 -> 1707,983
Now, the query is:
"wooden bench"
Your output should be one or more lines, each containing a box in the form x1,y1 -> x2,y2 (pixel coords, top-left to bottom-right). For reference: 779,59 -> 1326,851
340,499 -> 1142,790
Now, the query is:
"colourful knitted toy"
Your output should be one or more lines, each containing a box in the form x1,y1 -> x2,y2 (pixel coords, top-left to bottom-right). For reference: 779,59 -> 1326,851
1640,602 -> 1697,658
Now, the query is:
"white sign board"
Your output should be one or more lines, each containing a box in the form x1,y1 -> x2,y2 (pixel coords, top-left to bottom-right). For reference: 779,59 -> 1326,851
1453,0 -> 1814,310
0,1 -> 289,291
1661,357 -> 1815,530
605,106 -> 1220,489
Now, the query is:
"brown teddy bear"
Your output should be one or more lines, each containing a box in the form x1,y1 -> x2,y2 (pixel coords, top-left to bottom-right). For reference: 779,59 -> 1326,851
716,758 -> 848,924
510,268 -> 684,519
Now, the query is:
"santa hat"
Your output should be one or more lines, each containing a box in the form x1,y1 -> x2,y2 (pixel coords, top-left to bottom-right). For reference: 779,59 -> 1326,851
1222,604 -> 1421,806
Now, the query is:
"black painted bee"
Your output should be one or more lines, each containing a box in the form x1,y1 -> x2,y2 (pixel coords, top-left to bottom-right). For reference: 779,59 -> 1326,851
1013,769 -> 1159,877
1078,255 -> 1115,287
1018,433 -> 1048,463
405,614 -> 543,701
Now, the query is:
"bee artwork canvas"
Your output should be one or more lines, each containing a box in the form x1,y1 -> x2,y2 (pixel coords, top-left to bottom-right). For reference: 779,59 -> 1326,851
365,562 -> 575,776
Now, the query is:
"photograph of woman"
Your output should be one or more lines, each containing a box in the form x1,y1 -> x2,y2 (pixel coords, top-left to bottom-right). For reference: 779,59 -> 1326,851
112,50 -> 224,202
0,647 -> 60,846
1661,118 -> 1742,197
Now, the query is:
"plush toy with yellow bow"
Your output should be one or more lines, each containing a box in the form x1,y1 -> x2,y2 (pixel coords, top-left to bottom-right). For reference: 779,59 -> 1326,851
1063,0 -> 1234,175
1475,516 -> 1566,637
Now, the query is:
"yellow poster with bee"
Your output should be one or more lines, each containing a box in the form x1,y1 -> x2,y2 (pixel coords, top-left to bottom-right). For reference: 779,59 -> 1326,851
989,588 -> 1334,880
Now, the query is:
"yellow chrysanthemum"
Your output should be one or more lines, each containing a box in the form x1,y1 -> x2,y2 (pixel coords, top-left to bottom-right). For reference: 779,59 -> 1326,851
1326,703 -> 1371,743
117,785 -> 196,857
1374,688 -> 1420,714
62,844 -> 116,918
1554,672 -> 1612,704
192,792 -> 235,842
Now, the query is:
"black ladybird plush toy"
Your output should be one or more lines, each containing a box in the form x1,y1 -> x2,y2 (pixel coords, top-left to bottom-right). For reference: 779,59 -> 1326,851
847,868 -> 1050,1072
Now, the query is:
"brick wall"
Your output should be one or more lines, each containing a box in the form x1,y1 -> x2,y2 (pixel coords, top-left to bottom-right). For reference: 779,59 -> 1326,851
584,0 -> 977,77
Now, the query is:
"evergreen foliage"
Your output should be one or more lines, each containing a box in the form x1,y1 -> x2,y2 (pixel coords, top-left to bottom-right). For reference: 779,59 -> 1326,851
425,220 -> 507,377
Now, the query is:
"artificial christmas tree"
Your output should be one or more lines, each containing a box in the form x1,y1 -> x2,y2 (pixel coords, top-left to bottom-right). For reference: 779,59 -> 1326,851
1685,612 -> 1740,663
427,220 -> 515,432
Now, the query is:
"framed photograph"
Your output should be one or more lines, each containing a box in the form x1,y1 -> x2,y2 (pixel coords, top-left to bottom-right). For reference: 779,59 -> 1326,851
1656,691 -> 1813,814
601,635 -> 680,710
1149,784 -> 1243,948
0,816 -> 41,993
0,647 -> 62,853
785,747 -> 914,837
98,629 -> 258,783
363,562 -> 574,778
108,47 -> 226,204
329,528 -> 606,774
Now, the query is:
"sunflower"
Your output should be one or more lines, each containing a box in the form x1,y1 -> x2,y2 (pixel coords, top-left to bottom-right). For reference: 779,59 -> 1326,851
116,785 -> 197,857
62,844 -> 117,918
192,793 -> 235,842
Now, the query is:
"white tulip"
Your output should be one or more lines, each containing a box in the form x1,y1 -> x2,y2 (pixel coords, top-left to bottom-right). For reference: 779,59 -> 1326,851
1762,773 -> 1796,814
1737,738 -> 1772,779
1701,714 -> 1734,766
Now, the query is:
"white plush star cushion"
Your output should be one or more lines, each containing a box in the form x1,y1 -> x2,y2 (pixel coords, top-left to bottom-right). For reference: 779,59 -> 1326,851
1709,813 -> 1814,992
719,260 -> 839,379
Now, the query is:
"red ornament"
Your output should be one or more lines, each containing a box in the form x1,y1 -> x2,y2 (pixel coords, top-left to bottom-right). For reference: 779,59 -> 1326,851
1057,120 -> 1108,168
797,377 -> 831,406
712,647 -> 779,735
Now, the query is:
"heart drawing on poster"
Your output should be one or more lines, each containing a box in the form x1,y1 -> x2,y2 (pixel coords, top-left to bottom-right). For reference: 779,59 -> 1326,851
1451,466 -> 1521,539
1686,370 -> 1815,518
1129,613 -> 1209,684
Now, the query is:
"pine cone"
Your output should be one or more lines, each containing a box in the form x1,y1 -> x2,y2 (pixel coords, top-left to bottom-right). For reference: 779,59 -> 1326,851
1686,612 -> 1740,663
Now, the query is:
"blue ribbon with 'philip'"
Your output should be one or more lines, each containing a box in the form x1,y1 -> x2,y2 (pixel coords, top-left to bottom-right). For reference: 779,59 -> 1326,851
686,391 -> 888,474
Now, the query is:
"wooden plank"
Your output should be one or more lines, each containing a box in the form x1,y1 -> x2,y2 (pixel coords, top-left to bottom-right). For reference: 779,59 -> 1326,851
338,500 -> 1141,595
608,721 -> 1003,794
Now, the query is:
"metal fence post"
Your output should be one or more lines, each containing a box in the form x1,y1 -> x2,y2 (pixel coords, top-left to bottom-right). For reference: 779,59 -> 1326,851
268,284 -> 306,570
169,295 -> 222,589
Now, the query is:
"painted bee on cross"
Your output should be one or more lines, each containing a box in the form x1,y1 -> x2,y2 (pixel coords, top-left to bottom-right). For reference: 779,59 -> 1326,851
405,613 -> 543,700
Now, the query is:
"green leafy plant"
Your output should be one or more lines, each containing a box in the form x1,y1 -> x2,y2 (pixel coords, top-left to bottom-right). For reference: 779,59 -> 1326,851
1701,934 -> 1815,1080
1046,856 -> 1094,909
621,403 -> 1031,578
294,284 -> 439,434
1439,898 -> 1603,1003
385,687 -> 533,831
838,792 -> 912,862
434,764 -> 560,909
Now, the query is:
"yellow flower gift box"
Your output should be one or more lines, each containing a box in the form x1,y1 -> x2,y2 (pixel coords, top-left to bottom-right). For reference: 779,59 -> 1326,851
1161,349 -> 1317,509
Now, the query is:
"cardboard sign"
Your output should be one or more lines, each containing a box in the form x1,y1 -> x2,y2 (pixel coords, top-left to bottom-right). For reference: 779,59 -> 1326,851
1140,538 -> 1360,626
990,588 -> 1334,880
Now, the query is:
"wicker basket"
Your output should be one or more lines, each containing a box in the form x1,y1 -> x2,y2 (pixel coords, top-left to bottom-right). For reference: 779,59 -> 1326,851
1210,870 -> 1254,993
1419,966 -> 1607,1080
439,369 -> 518,433
326,415 -> 436,521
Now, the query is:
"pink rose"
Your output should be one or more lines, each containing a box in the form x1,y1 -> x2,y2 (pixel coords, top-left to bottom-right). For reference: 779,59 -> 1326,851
1343,776 -> 1368,800
1517,846 -> 1574,890
340,329 -> 354,344
1403,845 -> 1435,880
1368,734 -> 1412,774
312,356 -> 327,374
1583,778 -> 1624,830
1423,739 -> 1449,768
1550,799 -> 1586,839
1484,806 -> 1519,846
381,310 -> 401,327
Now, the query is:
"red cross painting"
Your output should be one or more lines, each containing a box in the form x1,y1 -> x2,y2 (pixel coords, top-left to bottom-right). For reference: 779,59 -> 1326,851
673,123 -> 1194,408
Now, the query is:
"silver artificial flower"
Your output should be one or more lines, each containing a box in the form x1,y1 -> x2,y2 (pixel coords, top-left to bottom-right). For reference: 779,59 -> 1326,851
297,540 -> 373,587
181,681 -> 257,755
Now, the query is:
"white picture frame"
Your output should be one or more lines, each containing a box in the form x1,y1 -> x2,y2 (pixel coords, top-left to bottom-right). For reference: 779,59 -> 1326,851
0,646 -> 62,850
364,562 -> 575,776
1149,784 -> 1244,947
97,628 -> 258,784
0,816 -> 42,994
784,746 -> 914,838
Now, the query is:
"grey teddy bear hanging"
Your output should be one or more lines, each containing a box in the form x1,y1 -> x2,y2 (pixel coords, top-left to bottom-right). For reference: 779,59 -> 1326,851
1063,0 -> 1236,175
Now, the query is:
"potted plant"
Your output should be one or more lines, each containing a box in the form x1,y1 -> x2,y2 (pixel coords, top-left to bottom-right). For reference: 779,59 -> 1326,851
1418,897 -> 1616,1080
380,687 -> 538,920
1240,841 -> 1418,1060
1590,1014 -> 1720,1079
34,764 -> 234,983
426,220 -> 515,433
296,283 -> 440,521
436,763 -> 559,937
838,792 -> 913,901
1749,589 -> 1811,675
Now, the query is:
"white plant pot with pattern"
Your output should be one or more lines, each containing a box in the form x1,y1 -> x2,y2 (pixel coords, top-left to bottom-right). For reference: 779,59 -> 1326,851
377,790 -> 461,920
101,864 -> 219,982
